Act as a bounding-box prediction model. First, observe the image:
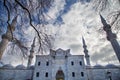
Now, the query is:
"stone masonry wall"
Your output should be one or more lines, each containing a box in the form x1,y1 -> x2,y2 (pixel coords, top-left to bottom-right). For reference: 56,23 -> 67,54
0,69 -> 33,80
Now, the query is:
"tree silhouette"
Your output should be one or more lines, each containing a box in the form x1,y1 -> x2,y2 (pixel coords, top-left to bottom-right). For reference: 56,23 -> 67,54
0,0 -> 54,59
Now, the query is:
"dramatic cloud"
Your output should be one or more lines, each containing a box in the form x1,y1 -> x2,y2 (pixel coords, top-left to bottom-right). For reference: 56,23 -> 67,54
1,0 -> 120,66
47,0 -> 120,65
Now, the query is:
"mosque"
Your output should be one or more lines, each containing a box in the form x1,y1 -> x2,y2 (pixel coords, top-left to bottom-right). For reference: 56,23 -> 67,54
0,37 -> 120,80
0,15 -> 120,80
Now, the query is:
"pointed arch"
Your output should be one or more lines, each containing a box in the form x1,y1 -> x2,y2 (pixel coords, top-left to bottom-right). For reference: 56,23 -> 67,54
56,69 -> 64,80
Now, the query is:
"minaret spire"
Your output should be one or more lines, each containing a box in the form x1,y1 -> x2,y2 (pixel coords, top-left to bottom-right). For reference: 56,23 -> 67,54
100,14 -> 120,62
82,37 -> 91,65
27,37 -> 36,68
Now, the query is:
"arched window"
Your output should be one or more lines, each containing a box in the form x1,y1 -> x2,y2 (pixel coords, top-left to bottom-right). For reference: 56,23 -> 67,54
81,72 -> 84,77
72,72 -> 75,77
79,61 -> 82,66
106,71 -> 112,80
36,72 -> 39,77
71,61 -> 74,66
38,62 -> 41,66
45,72 -> 48,77
46,61 -> 49,66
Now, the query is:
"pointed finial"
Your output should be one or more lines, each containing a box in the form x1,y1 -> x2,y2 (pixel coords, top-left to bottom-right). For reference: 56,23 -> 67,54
82,36 -> 85,44
30,37 -> 36,53
82,36 -> 86,47
100,14 -> 108,26
31,37 -> 36,47
100,14 -> 111,31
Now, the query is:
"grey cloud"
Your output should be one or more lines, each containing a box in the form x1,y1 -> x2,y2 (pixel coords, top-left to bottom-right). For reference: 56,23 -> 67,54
69,44 -> 82,53
91,44 -> 115,63
1,0 -> 120,66
101,54 -> 119,62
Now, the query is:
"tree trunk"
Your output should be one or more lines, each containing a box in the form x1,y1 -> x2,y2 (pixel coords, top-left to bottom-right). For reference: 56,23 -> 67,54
0,16 -> 17,60
0,39 -> 9,59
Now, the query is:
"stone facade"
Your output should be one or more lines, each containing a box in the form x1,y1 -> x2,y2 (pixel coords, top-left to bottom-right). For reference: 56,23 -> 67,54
33,48 -> 87,80
0,69 -> 33,80
0,48 -> 120,80
86,67 -> 120,80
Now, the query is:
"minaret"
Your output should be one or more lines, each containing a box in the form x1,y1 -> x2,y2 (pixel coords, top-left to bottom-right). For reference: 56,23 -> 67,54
100,15 -> 120,62
82,37 -> 91,65
27,37 -> 36,68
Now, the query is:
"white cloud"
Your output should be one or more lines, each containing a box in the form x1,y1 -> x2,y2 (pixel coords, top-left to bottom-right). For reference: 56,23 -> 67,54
47,0 -> 66,21
49,1 -> 120,65
1,0 -> 120,66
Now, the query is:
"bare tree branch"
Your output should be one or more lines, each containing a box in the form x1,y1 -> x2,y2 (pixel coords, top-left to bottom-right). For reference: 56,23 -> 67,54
13,38 -> 28,58
14,0 -> 43,54
92,0 -> 109,12
14,0 -> 55,54
0,0 -> 54,59
107,11 -> 120,34
15,0 -> 41,41
4,0 -> 14,40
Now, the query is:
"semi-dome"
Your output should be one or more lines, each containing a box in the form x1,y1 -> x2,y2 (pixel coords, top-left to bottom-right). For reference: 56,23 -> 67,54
93,64 -> 104,68
16,64 -> 26,69
2,64 -> 14,69
105,64 -> 119,68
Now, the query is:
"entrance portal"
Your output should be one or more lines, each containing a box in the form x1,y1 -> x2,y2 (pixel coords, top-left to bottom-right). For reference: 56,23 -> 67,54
56,70 -> 64,80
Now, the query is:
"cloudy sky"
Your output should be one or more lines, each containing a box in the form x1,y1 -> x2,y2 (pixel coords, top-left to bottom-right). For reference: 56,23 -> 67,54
1,0 -> 120,66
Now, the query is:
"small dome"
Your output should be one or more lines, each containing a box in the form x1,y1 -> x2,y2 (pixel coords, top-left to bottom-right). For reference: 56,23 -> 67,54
105,64 -> 119,68
86,65 -> 91,68
0,62 -> 4,67
2,64 -> 14,69
94,64 -> 104,68
28,65 -> 35,70
16,64 -> 26,69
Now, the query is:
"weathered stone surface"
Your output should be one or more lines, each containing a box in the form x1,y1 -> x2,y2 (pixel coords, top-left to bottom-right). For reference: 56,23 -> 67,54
0,48 -> 120,80
0,69 -> 33,80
